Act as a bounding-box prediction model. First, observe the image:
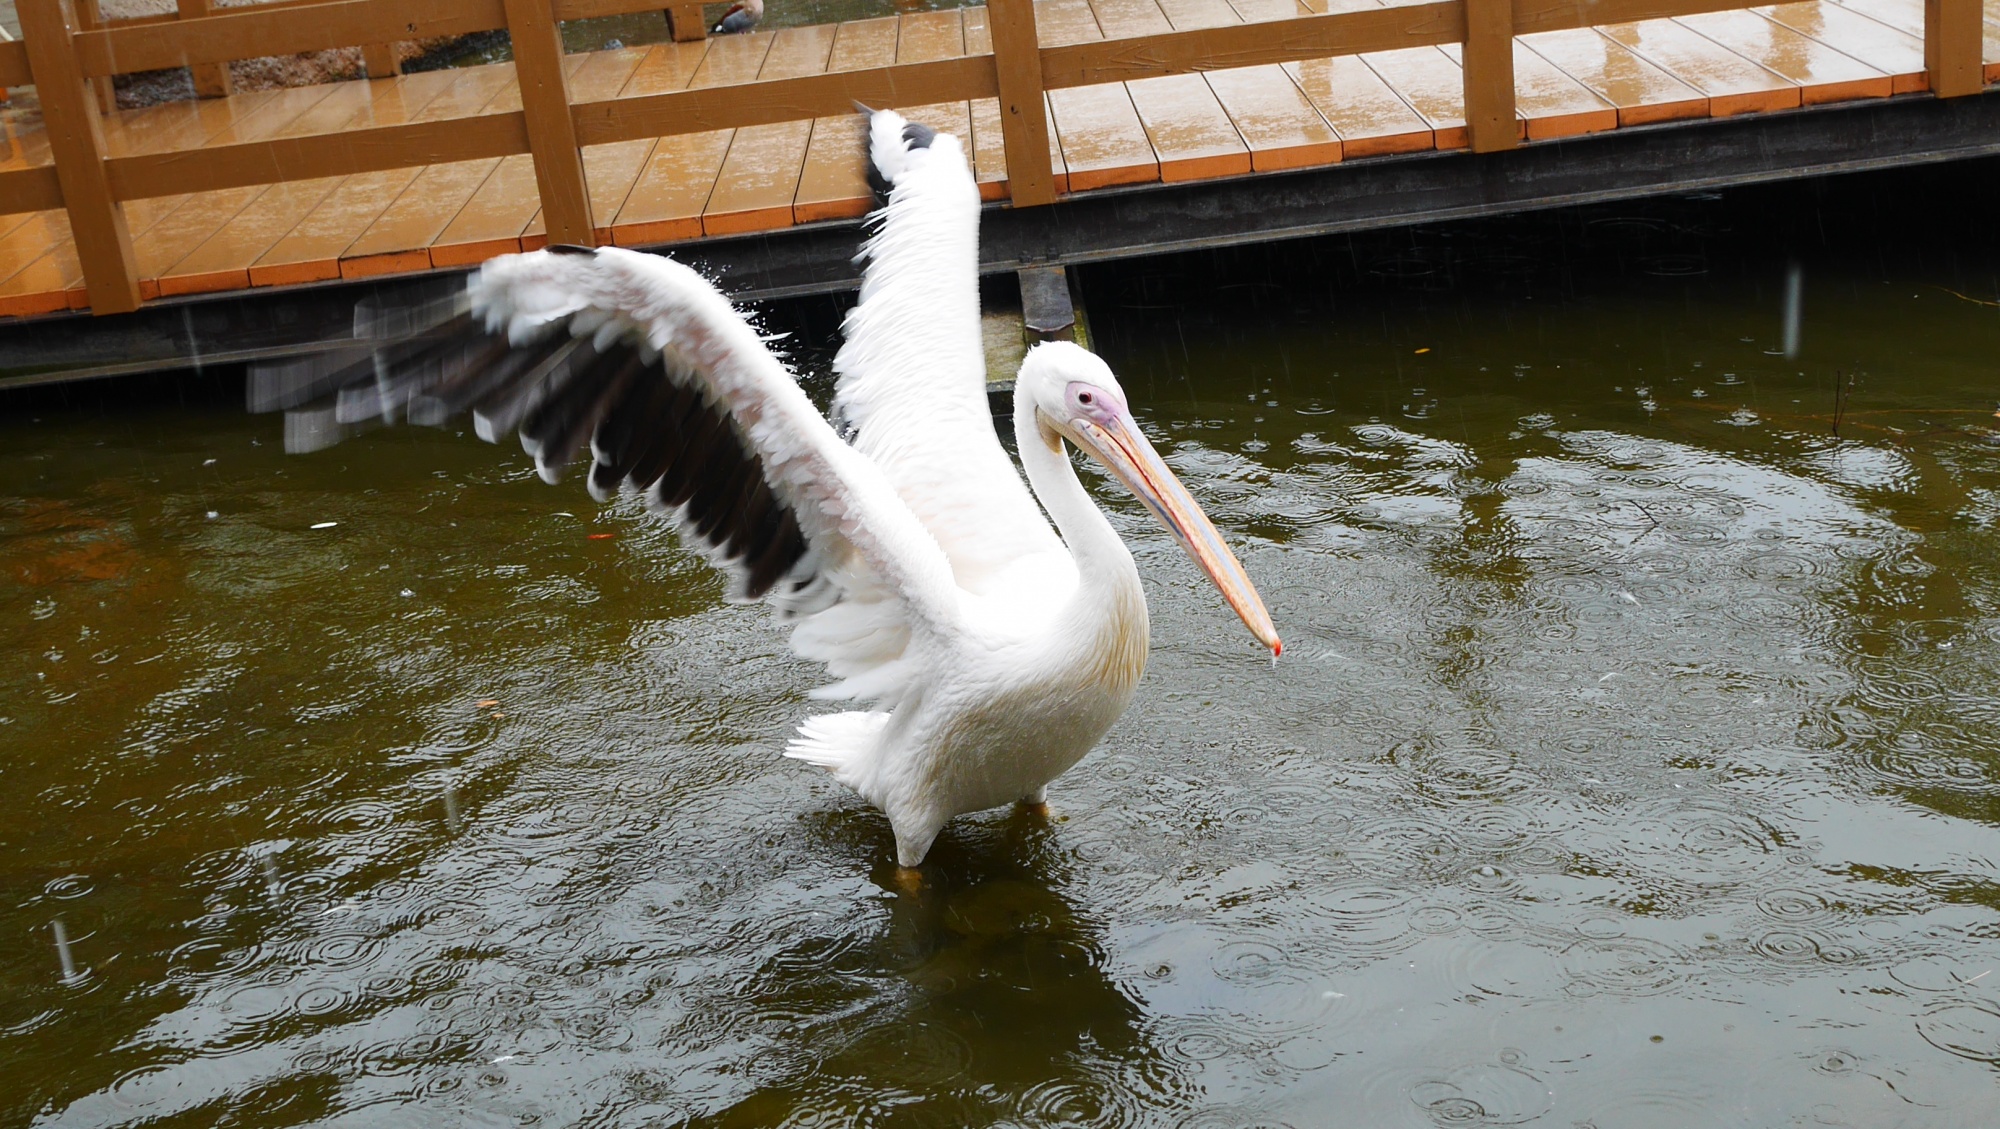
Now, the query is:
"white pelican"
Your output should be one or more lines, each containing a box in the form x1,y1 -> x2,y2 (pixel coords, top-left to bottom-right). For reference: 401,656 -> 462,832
268,111 -> 1278,868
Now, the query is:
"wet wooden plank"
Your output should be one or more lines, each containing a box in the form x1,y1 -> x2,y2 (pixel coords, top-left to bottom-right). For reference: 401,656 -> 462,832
704,27 -> 832,235
132,184 -> 266,297
1440,40 -> 1618,139
1361,47 -> 1475,150
245,58 -> 534,287
1087,0 -> 1174,37
1675,9 -> 1894,102
336,64 -> 548,273
100,90 -> 280,159
1287,54 -> 1432,157
249,166 -> 425,286
792,17 -> 898,221
180,71 -> 493,283
160,66 -> 512,285
1204,65 -> 1343,171
1757,1 -> 1928,93
1036,0 -> 1108,44
613,31 -> 772,244
568,47 -> 661,237
1092,0 -> 1252,180
7,193 -> 186,315
1520,29 -> 1708,126
959,8 -> 1010,198
1158,0 -> 1253,27
1049,83 -> 1160,190
198,81 -> 345,148
155,177 -> 343,295
600,40 -> 728,242
1044,0 -> 1157,190
0,210 -> 72,318
1224,0 -> 1314,18
892,10 -> 976,190
1597,19 -> 1800,117
342,159 -> 502,277
433,155 -> 542,264
963,7 -> 1058,200
1125,72 -> 1252,180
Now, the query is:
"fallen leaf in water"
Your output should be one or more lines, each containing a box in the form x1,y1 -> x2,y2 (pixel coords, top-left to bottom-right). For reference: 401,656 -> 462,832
588,533 -> 615,540
476,699 -> 499,709
1414,348 -> 1431,354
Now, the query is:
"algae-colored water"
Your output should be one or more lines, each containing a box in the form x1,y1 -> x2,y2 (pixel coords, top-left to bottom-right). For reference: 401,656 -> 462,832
4,164 -> 1998,1126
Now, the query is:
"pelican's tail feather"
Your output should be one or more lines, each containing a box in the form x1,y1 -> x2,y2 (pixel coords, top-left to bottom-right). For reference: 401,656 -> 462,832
784,711 -> 891,789
863,109 -> 937,209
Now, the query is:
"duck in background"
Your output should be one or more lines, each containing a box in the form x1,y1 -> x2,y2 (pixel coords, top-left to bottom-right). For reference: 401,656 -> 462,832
713,0 -> 762,34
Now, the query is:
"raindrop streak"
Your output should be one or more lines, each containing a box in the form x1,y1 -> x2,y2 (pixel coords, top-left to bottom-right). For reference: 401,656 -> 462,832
443,780 -> 464,833
51,917 -> 85,985
1781,261 -> 1804,359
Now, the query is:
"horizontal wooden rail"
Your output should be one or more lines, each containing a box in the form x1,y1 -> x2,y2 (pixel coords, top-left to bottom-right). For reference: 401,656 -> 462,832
72,0 -> 506,77
552,0 -> 689,18
0,166 -> 65,212
1041,3 -> 1461,87
1510,0 -> 1801,33
572,56 -> 1000,145
0,39 -> 30,85
3,0 -> 1994,318
102,111 -> 529,199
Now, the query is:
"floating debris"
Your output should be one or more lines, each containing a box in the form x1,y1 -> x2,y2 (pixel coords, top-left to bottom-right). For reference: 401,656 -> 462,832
310,521 -> 338,530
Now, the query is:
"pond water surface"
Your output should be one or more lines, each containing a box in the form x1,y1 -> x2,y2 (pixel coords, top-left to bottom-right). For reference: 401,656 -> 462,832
4,165 -> 1999,1126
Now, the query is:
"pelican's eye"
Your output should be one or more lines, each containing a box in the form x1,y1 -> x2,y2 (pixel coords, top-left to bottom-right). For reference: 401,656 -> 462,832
1078,392 -> 1094,405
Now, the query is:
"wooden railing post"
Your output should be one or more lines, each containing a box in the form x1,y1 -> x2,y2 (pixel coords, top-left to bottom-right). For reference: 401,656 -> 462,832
18,0 -> 140,314
74,0 -> 116,112
665,3 -> 707,42
1462,0 -> 1517,153
986,0 -> 1057,207
362,42 -> 401,79
1925,0 -> 1982,97
177,0 -> 233,97
502,0 -> 595,245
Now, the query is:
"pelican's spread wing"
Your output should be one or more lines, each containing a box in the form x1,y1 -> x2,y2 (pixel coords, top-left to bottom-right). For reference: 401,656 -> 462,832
833,113 -> 1069,597
254,246 -> 961,706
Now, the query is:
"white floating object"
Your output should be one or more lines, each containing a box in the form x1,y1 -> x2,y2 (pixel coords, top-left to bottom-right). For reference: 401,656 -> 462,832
311,521 -> 339,530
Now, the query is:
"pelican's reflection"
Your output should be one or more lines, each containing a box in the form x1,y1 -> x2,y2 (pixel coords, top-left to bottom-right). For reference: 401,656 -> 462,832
682,811 -> 1184,1126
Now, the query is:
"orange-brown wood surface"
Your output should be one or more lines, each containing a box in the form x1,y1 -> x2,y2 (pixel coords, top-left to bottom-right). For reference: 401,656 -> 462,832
1760,1 -> 1928,92
793,17 -> 898,221
1520,28 -> 1710,124
1673,8 -> 1895,101
1597,18 -> 1801,115
4,0 -> 1996,319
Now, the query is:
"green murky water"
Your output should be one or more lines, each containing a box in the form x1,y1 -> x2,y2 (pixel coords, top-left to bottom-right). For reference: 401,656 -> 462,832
4,164 -> 2000,1126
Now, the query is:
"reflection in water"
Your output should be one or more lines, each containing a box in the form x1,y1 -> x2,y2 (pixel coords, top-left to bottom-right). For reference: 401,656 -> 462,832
682,817 -> 1182,1126
4,163 -> 2000,1125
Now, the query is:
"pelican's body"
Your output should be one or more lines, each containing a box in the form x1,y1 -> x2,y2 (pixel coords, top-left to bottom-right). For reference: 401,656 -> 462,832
267,112 -> 1277,867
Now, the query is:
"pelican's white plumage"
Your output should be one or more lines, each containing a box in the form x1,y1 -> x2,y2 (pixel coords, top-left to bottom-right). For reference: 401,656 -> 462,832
274,111 -> 1277,867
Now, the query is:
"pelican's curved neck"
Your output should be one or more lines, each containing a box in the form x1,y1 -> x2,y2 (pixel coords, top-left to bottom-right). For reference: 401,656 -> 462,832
1013,383 -> 1137,591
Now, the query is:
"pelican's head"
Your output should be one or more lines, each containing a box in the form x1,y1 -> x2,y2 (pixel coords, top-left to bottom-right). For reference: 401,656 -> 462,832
1020,341 -> 1281,656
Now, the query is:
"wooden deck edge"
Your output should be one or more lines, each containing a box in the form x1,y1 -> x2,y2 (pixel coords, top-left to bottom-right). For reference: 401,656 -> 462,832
431,238 -> 524,267
1710,88 -> 1801,117
1618,97 -> 1711,127
1248,141 -> 1344,174
1525,107 -> 1621,139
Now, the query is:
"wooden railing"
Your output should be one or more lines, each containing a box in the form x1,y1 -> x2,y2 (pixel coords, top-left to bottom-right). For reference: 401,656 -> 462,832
0,0 -> 1989,315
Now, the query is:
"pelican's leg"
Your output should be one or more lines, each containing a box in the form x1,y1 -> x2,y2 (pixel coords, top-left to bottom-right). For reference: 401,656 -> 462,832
1019,785 -> 1050,818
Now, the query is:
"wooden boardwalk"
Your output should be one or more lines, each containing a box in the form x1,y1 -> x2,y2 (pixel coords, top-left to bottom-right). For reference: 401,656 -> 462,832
0,0 -> 1997,320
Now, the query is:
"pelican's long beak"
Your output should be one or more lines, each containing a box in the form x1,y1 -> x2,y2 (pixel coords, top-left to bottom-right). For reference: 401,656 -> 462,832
1071,414 -> 1282,656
